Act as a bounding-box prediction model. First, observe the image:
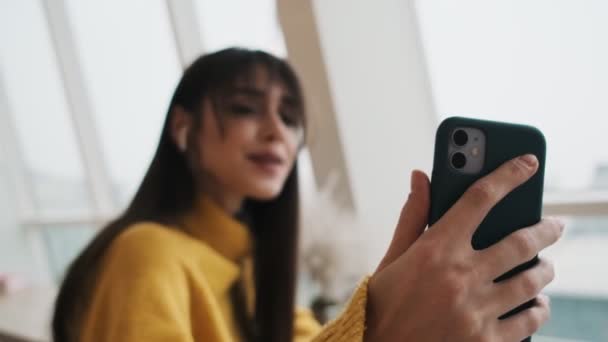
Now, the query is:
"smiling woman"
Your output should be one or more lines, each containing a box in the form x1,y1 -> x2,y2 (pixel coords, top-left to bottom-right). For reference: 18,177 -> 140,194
51,48 -> 372,342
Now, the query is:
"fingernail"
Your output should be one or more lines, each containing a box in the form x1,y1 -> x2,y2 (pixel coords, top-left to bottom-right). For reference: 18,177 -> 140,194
519,154 -> 538,168
557,219 -> 565,234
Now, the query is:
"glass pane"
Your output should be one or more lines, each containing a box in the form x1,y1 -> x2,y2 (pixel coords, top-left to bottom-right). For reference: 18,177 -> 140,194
41,225 -> 97,283
196,0 -> 287,56
0,165 -> 38,279
415,0 -> 608,193
65,0 -> 182,207
0,0 -> 92,217
540,215 -> 608,341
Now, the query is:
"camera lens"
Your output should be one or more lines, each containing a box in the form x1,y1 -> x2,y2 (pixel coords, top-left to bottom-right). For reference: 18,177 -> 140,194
451,152 -> 467,169
453,129 -> 468,146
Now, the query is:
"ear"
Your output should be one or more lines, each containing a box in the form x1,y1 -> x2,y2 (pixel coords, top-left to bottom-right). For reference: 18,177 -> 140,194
170,105 -> 192,152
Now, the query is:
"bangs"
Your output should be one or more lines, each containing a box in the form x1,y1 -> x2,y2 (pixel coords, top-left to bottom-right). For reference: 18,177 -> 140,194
209,51 -> 305,122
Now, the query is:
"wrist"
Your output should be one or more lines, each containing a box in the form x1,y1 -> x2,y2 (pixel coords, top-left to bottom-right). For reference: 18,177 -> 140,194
363,275 -> 383,341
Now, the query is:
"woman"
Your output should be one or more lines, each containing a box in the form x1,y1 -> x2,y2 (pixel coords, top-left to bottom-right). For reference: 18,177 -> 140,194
52,48 -> 562,341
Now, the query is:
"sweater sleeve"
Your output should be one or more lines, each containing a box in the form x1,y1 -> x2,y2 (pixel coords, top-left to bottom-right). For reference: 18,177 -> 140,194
293,307 -> 321,342
81,224 -> 194,342
294,276 -> 371,342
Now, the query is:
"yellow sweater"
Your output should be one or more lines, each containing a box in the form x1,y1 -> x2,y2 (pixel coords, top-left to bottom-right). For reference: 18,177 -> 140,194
81,196 -> 370,341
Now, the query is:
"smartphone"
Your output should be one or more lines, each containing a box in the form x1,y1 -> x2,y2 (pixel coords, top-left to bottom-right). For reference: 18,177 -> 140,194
429,116 -> 546,342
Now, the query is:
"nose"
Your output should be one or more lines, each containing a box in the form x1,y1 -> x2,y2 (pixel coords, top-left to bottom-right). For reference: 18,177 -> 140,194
260,109 -> 286,142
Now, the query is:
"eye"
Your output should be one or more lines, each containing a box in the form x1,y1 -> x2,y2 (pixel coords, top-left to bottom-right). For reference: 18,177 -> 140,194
229,103 -> 256,115
280,110 -> 301,128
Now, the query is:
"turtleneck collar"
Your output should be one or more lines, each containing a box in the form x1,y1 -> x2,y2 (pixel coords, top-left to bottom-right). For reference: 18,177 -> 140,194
180,195 -> 253,263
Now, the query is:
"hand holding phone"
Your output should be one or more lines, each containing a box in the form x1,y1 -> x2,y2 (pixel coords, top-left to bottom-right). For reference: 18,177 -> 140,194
364,118 -> 563,342
430,117 -> 551,341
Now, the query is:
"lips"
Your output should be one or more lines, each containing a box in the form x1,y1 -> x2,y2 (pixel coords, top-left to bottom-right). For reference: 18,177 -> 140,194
247,152 -> 285,175
248,153 -> 283,164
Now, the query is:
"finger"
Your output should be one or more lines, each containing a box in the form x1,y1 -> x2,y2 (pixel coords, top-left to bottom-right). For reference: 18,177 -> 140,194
376,170 -> 430,272
489,258 -> 554,317
478,218 -> 564,280
496,294 -> 550,342
435,154 -> 539,241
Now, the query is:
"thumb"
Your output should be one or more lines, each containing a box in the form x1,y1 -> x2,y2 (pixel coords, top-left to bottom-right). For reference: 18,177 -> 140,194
375,170 -> 430,273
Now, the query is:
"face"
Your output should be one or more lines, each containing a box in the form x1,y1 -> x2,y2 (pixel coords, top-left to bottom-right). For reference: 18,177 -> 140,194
192,67 -> 303,204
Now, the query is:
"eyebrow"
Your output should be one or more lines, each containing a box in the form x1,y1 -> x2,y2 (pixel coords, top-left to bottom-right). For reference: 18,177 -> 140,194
232,86 -> 297,105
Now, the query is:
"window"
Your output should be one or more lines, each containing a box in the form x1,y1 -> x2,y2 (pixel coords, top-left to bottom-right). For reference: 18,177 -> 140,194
65,0 -> 182,206
1,0 -> 92,218
416,0 -> 608,193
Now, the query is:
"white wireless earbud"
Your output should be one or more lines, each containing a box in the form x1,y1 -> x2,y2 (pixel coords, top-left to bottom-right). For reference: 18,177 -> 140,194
177,128 -> 188,152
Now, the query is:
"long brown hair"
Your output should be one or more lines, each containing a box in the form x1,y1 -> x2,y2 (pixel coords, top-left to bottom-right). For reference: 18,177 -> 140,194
52,47 -> 306,342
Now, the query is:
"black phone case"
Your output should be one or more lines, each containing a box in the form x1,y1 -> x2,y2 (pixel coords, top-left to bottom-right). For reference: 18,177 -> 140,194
429,117 -> 546,342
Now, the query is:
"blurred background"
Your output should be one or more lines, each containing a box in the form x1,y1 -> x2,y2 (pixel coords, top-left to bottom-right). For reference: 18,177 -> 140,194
1,0 -> 607,341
